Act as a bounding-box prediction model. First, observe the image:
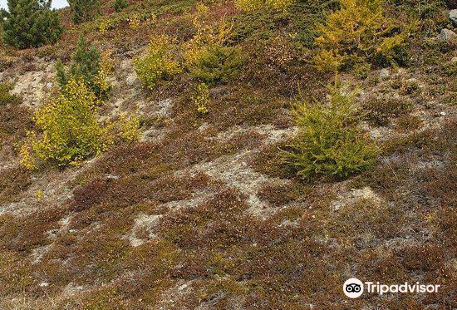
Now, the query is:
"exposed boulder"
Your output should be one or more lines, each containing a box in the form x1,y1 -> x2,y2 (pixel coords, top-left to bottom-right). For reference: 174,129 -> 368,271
450,9 -> 457,24
379,68 -> 390,79
126,74 -> 137,86
438,28 -> 457,43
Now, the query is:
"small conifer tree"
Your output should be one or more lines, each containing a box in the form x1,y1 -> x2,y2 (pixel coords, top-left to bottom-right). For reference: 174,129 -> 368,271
56,36 -> 111,99
68,0 -> 99,24
283,83 -> 378,180
0,0 -> 63,49
313,0 -> 412,72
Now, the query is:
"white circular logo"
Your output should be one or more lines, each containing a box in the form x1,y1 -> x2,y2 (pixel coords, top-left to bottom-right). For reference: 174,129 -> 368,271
343,278 -> 364,298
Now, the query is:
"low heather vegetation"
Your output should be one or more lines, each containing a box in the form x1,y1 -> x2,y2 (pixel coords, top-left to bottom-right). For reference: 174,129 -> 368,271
0,0 -> 455,308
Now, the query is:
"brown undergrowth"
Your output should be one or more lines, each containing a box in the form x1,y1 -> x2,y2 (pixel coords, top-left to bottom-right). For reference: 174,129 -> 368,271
0,0 -> 456,309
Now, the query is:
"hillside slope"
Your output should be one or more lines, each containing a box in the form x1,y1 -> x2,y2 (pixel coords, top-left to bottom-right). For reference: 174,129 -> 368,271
0,0 -> 456,309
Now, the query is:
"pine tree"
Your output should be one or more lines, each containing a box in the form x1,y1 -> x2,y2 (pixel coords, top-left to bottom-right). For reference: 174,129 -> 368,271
0,0 -> 63,49
56,36 -> 110,99
69,36 -> 101,85
56,36 -> 101,89
68,0 -> 99,24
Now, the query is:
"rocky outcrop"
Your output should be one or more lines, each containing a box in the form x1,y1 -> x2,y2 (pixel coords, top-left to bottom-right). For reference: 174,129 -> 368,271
438,28 -> 457,44
3,59 -> 56,107
450,9 -> 457,24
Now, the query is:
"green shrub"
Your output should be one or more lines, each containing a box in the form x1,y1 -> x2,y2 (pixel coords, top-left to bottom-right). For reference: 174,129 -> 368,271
134,35 -> 182,90
185,44 -> 245,85
114,0 -> 128,12
183,9 -> 245,85
313,0 -> 414,72
68,0 -> 99,24
235,0 -> 295,12
0,83 -> 20,105
20,79 -> 138,168
283,84 -> 378,181
0,0 -> 63,49
56,36 -> 111,99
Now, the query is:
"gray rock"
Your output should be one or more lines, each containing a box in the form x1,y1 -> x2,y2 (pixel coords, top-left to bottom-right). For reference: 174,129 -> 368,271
140,128 -> 165,142
120,59 -> 131,70
450,9 -> 457,25
155,98 -> 173,117
45,63 -> 54,73
126,75 -> 137,86
209,86 -> 230,98
105,174 -> 120,180
45,82 -> 53,89
438,28 -> 457,43
379,68 -> 390,78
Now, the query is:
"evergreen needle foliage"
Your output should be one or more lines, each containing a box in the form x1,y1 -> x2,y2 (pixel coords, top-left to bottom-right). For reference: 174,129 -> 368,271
313,0 -> 413,72
0,0 -> 63,49
184,15 -> 246,85
56,36 -> 111,99
283,83 -> 378,181
68,0 -> 99,24
235,0 -> 295,12
185,44 -> 245,85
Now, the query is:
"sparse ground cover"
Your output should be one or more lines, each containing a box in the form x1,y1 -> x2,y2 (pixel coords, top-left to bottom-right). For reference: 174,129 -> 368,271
0,0 -> 456,309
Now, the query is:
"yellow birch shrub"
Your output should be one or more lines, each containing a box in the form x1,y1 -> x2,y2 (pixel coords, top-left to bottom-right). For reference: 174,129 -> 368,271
20,79 -> 139,168
94,49 -> 113,97
134,35 -> 182,90
20,79 -> 105,168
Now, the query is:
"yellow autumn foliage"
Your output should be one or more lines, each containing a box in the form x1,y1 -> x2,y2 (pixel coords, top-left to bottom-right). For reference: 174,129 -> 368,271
184,12 -> 245,85
20,79 -> 139,169
313,0 -> 414,72
134,35 -> 182,90
235,0 -> 294,12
